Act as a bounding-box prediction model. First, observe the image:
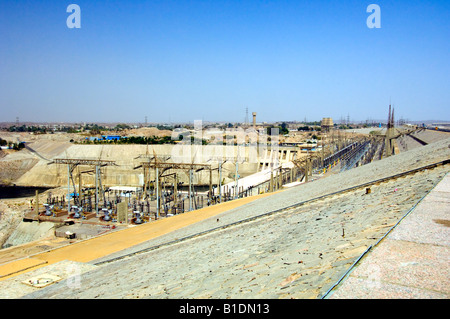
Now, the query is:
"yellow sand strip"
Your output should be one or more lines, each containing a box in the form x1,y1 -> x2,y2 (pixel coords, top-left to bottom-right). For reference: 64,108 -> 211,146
0,192 -> 277,281
0,258 -> 47,278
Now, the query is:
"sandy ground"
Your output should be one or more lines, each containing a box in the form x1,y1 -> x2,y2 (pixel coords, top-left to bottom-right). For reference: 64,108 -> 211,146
124,127 -> 173,137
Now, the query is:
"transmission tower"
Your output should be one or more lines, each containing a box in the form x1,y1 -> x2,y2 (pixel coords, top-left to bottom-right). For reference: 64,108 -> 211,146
244,107 -> 249,127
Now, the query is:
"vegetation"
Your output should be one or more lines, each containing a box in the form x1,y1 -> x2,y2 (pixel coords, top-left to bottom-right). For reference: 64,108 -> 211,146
280,122 -> 289,135
297,125 -> 312,131
12,142 -> 25,150
80,135 -> 176,145
267,122 -> 289,135
156,125 -> 174,131
297,125 -> 321,131
0,137 -> 25,150
113,123 -> 131,131
303,121 -> 321,126
8,125 -> 48,133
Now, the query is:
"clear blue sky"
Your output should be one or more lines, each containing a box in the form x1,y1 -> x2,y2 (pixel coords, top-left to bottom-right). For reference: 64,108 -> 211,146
0,0 -> 449,123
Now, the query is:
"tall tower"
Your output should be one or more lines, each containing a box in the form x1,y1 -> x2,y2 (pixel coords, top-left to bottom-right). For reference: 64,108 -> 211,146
321,117 -> 333,133
252,112 -> 257,129
385,104 -> 395,157
244,107 -> 249,127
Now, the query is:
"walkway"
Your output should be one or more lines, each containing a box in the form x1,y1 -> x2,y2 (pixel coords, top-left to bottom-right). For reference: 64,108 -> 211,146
329,173 -> 449,298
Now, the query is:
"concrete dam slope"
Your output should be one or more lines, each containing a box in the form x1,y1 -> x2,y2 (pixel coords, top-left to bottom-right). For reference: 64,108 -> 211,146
3,142 -> 300,188
0,140 -> 72,186
2,221 -> 55,249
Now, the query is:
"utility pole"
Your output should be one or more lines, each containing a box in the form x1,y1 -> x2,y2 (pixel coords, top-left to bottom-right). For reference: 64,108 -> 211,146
173,173 -> 178,212
67,164 -> 71,213
217,158 -> 232,201
218,160 -> 222,203
270,165 -> 274,192
305,157 -> 310,183
321,134 -> 325,168
278,167 -> 282,189
209,167 -> 213,199
235,145 -> 242,199
95,165 -> 100,215
50,158 -> 116,215
156,167 -> 160,218
143,167 -> 147,195
189,168 -> 193,211
35,190 -> 39,215
78,167 -> 82,207
235,160 -> 239,199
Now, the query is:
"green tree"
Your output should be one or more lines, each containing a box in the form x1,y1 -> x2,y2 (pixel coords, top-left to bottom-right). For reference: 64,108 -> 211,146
280,122 -> 289,135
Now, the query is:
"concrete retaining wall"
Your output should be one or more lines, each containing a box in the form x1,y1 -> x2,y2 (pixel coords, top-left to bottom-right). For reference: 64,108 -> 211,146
2,221 -> 55,248
12,144 -> 297,187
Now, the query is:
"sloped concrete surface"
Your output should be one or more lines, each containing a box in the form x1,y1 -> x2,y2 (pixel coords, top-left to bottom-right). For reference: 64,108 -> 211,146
0,260 -> 97,298
330,173 -> 450,299
2,221 -> 55,248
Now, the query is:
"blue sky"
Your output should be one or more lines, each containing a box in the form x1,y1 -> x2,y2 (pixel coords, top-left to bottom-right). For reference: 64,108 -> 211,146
0,0 -> 449,123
